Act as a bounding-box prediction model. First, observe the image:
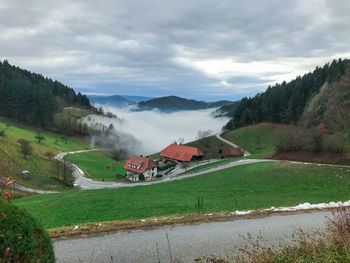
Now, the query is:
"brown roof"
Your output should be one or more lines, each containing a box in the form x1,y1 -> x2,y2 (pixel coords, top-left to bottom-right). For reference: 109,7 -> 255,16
124,156 -> 157,173
219,147 -> 243,156
160,144 -> 204,162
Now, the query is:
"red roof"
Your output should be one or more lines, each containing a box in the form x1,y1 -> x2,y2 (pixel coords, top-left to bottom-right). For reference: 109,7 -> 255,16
160,144 -> 204,162
219,147 -> 243,157
124,156 -> 157,173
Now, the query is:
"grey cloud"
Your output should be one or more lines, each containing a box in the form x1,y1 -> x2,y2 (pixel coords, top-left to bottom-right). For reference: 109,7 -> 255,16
0,0 -> 349,99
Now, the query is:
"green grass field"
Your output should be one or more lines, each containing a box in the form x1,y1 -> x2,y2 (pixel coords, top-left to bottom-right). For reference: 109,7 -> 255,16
0,117 -> 92,189
222,123 -> 292,158
184,157 -> 244,174
15,161 -> 350,229
64,151 -> 127,181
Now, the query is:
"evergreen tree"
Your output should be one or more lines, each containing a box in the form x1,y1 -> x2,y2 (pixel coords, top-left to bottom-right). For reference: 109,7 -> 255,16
223,59 -> 350,129
0,60 -> 92,129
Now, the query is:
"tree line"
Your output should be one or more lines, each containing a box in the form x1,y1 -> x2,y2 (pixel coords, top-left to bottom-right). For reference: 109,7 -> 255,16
223,58 -> 350,130
0,60 -> 91,129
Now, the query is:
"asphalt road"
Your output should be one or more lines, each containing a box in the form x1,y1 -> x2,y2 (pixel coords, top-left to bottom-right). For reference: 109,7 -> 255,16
54,210 -> 332,263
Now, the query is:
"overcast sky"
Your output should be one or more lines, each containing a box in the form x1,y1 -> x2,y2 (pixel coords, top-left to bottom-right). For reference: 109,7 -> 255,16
1,0 -> 349,101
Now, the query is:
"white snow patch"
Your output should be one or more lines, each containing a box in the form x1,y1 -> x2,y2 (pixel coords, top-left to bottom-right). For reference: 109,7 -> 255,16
230,200 -> 350,216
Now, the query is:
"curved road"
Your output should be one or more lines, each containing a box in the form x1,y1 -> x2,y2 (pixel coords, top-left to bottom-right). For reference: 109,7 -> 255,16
54,210 -> 332,263
56,150 -> 271,189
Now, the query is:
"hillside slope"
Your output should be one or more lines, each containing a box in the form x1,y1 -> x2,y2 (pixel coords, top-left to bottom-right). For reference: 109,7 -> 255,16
223,123 -> 350,164
0,60 -> 91,129
0,117 -> 91,189
222,123 -> 292,158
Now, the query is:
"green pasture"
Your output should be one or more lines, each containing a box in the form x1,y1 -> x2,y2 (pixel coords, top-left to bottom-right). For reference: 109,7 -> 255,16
15,161 -> 350,229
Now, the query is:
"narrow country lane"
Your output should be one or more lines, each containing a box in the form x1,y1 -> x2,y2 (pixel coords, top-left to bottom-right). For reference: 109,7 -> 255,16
54,210 -> 332,263
216,133 -> 251,156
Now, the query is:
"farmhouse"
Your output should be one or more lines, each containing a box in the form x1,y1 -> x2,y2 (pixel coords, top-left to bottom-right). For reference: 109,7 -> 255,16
123,156 -> 158,182
161,144 -> 204,162
219,147 -> 243,158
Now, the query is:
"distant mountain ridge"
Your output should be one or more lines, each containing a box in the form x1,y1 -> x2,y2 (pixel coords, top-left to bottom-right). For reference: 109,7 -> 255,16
89,94 -> 232,112
135,96 -> 232,112
88,95 -> 154,107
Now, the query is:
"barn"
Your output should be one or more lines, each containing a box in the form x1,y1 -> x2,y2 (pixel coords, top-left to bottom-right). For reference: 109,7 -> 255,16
161,144 -> 204,162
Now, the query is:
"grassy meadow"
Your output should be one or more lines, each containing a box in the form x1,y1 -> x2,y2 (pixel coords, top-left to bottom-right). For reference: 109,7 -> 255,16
64,150 -> 127,181
0,117 -> 92,189
222,123 -> 292,158
15,161 -> 350,229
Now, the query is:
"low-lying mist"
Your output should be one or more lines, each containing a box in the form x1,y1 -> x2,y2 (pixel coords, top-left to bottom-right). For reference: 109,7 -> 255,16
82,107 -> 229,156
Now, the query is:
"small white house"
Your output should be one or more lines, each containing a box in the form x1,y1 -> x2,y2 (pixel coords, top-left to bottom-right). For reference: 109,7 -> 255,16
124,156 -> 158,182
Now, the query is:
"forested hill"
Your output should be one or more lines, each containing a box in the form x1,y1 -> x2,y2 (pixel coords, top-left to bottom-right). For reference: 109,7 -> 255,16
136,96 -> 231,112
0,60 -> 91,128
222,58 -> 350,130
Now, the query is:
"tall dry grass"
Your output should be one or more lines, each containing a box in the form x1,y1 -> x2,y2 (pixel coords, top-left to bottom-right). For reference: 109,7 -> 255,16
198,208 -> 350,263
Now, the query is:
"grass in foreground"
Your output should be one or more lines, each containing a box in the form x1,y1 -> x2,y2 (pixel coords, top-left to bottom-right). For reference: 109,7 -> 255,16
14,161 -> 350,229
222,123 -> 293,158
64,151 -> 127,181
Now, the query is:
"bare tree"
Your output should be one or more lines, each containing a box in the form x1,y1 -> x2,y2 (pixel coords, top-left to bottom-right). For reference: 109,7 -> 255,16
44,151 -> 55,161
177,137 -> 184,145
196,129 -> 213,146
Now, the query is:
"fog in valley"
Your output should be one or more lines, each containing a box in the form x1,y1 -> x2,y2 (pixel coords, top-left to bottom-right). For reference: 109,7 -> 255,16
82,107 -> 228,156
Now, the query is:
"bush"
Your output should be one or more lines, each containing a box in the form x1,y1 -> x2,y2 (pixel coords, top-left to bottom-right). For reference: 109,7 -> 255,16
0,199 -> 55,262
159,162 -> 177,171
323,133 -> 346,153
0,130 -> 5,137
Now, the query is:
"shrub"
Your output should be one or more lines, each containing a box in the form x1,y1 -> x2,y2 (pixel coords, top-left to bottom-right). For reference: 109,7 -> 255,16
323,133 -> 346,153
0,199 -> 55,262
274,131 -> 292,153
0,130 -> 5,137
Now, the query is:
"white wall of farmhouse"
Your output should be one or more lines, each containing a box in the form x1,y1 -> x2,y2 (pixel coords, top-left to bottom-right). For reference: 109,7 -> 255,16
126,167 -> 158,182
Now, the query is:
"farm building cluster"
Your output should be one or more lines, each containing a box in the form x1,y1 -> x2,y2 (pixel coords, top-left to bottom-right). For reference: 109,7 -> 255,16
124,143 -> 243,182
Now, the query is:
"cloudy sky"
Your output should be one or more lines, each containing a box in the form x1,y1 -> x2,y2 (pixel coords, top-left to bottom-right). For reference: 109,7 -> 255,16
1,0 -> 349,101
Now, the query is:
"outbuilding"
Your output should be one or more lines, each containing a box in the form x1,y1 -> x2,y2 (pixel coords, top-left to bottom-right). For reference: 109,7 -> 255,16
219,147 -> 243,158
